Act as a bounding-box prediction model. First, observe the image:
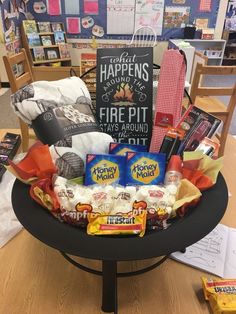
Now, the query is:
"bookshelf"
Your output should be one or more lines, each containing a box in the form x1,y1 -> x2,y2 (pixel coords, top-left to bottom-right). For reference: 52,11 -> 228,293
80,53 -> 96,93
21,20 -> 71,67
222,30 -> 236,66
184,39 -> 226,66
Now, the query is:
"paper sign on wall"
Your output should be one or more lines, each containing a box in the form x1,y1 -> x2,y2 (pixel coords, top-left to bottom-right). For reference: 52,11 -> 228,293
107,0 -> 135,35
66,17 -> 80,34
164,6 -> 190,28
195,18 -> 208,30
84,0 -> 99,15
65,0 -> 80,15
199,0 -> 212,12
135,0 -> 165,36
172,0 -> 186,3
47,0 -> 61,16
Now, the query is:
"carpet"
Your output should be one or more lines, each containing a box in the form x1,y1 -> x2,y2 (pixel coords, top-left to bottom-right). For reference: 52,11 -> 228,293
0,90 -> 19,128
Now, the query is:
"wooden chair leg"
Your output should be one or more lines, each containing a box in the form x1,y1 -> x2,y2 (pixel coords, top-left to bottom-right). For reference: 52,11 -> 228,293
218,120 -> 231,157
19,119 -> 29,152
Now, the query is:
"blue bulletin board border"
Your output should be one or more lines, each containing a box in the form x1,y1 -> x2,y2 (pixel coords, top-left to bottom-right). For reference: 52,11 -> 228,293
1,0 -> 220,42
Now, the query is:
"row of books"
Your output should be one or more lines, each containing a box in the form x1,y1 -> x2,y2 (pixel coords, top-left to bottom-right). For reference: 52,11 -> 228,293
27,32 -> 65,47
23,20 -> 63,34
32,44 -> 70,62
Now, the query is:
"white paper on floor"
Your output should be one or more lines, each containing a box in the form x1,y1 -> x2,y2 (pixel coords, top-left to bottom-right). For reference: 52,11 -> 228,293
0,171 -> 23,248
0,88 -> 9,96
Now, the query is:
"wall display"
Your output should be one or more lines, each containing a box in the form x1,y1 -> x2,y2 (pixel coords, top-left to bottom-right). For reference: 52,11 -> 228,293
199,0 -> 212,12
84,0 -> 98,15
172,0 -> 186,3
195,18 -> 208,30
47,0 -> 61,15
66,17 -> 81,33
82,16 -> 94,28
33,1 -> 47,14
134,0 -> 165,36
164,6 -> 190,28
107,0 -> 135,35
65,0 -> 80,15
96,47 -> 153,146
0,0 -> 220,44
92,24 -> 104,37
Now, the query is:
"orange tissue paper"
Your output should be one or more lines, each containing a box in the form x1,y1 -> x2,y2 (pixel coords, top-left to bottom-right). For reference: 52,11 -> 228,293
7,141 -> 57,183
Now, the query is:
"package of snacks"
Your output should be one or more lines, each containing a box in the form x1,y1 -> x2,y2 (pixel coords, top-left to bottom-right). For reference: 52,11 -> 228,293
109,142 -> 147,155
209,293 -> 236,314
87,211 -> 147,237
202,277 -> 236,300
125,152 -> 166,185
202,277 -> 236,314
54,176 -> 93,227
85,154 -> 126,186
135,185 -> 174,230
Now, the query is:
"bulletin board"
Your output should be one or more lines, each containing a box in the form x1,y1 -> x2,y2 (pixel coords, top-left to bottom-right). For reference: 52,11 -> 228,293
0,0 -> 28,54
1,0 -> 220,42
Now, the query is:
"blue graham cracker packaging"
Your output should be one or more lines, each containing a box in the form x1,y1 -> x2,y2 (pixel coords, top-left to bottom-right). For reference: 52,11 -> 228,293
85,154 -> 126,186
125,152 -> 166,185
109,142 -> 148,156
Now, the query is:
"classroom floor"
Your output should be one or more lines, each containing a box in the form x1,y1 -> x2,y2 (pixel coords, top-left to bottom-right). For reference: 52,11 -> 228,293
203,74 -> 236,134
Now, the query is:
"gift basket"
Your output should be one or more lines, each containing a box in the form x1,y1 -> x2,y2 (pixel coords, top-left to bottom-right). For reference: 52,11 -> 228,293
6,48 -> 224,238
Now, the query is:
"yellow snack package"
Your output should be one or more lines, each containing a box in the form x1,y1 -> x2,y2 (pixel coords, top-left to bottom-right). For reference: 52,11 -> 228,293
87,211 -> 147,237
202,277 -> 236,300
209,294 -> 236,314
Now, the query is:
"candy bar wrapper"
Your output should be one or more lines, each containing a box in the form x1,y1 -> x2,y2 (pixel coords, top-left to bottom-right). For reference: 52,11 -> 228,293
85,154 -> 125,186
125,152 -> 166,186
202,277 -> 236,314
202,277 -> 236,301
109,142 -> 148,156
87,211 -> 147,237
209,294 -> 236,314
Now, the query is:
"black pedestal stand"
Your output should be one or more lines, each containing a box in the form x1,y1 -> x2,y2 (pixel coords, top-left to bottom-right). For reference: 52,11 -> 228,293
60,252 -> 168,313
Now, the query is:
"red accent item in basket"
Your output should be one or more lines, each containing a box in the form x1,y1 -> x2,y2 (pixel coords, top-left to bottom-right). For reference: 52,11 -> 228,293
150,49 -> 186,153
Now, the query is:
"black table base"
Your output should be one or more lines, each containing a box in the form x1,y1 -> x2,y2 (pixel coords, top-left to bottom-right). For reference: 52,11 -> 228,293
60,251 -> 169,313
11,174 -> 228,313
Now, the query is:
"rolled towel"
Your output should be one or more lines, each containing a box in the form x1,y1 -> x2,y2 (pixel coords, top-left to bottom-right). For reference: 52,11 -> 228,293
11,76 -> 113,179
